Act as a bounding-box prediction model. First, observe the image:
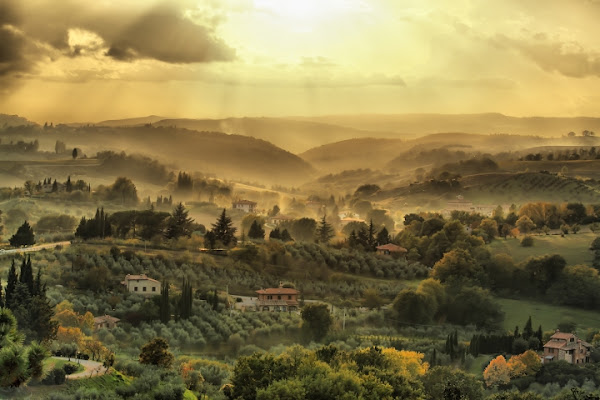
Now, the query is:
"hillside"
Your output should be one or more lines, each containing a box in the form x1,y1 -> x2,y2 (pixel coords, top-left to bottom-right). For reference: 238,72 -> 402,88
292,113 -> 600,138
0,113 -> 37,127
0,125 -> 316,185
96,115 -> 167,127
300,138 -> 404,171
97,117 -> 395,153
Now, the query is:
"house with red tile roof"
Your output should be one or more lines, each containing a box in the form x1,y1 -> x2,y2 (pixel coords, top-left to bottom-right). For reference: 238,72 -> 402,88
543,330 -> 592,364
376,243 -> 408,256
94,315 -> 120,330
255,282 -> 300,312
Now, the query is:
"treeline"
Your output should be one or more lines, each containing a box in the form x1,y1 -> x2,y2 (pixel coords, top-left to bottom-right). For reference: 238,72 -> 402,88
0,139 -> 39,153
75,204 -> 204,241
96,151 -> 173,185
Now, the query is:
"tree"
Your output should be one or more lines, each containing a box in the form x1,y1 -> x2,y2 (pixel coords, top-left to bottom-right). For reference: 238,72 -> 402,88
376,226 -> 391,246
179,278 -> 193,320
248,220 -> 265,240
516,216 -> 535,234
9,221 -> 35,247
160,281 -> 170,324
316,215 -> 334,244
211,209 -> 237,246
289,218 -> 316,242
421,366 -> 484,400
139,337 -> 174,368
72,148 -> 78,159
483,355 -> 511,387
478,218 -> 498,242
164,203 -> 194,240
393,289 -> 433,325
54,140 -> 66,154
431,248 -> 481,284
301,303 -> 333,342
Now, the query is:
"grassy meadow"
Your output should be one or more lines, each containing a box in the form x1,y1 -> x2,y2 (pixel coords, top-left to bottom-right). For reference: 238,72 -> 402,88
487,232 -> 597,266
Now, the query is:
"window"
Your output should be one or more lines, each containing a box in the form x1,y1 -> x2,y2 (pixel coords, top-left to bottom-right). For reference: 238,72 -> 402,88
278,295 -> 282,300
143,287 -> 147,292
152,287 -> 156,292
288,295 -> 292,300
134,287 -> 138,291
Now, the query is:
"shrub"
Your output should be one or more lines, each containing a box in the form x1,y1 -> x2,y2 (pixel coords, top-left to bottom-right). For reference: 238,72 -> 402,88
520,236 -> 534,247
42,368 -> 66,385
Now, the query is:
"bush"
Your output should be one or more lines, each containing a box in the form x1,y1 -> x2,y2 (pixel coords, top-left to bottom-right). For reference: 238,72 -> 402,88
521,236 -> 534,247
42,368 -> 66,385
63,362 -> 80,375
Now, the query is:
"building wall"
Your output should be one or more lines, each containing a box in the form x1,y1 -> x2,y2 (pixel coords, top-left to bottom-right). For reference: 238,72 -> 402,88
127,280 -> 161,295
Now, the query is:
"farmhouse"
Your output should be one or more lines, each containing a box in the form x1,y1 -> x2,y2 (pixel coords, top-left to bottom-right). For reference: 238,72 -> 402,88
376,243 -> 408,256
122,274 -> 161,295
94,315 -> 120,330
543,330 -> 592,364
255,283 -> 300,312
269,214 -> 295,225
232,199 -> 257,213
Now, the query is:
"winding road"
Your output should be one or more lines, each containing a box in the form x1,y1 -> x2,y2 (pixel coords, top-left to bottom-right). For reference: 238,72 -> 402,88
51,357 -> 105,379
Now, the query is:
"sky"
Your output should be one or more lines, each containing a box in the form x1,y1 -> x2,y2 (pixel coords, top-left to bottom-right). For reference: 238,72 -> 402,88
1,0 -> 600,122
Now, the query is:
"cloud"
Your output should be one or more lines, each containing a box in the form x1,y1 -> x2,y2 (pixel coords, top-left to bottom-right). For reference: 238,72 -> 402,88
103,6 -> 235,63
1,0 -> 235,73
492,33 -> 600,78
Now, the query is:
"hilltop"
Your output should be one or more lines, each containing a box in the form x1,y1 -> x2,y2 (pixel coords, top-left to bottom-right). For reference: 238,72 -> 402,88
94,116 -> 394,153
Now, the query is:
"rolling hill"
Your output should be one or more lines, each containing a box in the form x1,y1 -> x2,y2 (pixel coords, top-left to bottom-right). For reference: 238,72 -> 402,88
291,113 -> 600,138
94,116 -> 397,153
0,124 -> 316,185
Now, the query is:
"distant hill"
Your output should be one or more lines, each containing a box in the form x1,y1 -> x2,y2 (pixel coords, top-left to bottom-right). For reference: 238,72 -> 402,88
300,138 -> 404,171
291,113 -> 600,138
0,124 -> 316,185
94,116 -> 395,153
0,114 -> 37,127
97,115 -> 167,127
153,117 -> 398,153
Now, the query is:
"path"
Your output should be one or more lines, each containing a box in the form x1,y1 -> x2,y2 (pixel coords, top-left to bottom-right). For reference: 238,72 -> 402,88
0,241 -> 71,255
51,357 -> 104,379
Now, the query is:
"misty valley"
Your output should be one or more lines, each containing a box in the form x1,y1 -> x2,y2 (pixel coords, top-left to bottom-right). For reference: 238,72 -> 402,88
3,0 -> 600,399
1,112 -> 600,400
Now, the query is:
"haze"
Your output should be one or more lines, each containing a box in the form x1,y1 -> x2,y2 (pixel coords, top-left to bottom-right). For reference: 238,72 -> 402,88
3,0 -> 600,122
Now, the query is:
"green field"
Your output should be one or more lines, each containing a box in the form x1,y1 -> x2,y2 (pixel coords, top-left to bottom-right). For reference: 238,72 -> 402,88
498,297 -> 600,334
487,233 -> 596,266
43,357 -> 84,374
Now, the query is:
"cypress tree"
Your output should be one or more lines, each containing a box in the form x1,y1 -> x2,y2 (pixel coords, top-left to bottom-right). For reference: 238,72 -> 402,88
280,229 -> 292,242
523,316 -> 533,340
6,260 -> 18,307
212,289 -> 219,311
180,278 -> 193,320
0,279 -> 3,308
367,219 -> 376,251
160,281 -> 170,323
248,220 -> 265,240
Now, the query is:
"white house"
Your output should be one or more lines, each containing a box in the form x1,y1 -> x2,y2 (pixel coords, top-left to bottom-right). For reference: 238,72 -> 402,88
122,274 -> 161,296
232,200 -> 258,213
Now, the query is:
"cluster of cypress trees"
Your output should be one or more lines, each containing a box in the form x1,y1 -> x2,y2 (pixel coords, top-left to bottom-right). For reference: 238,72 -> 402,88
159,278 -> 194,323
75,207 -> 111,239
1,256 -> 57,342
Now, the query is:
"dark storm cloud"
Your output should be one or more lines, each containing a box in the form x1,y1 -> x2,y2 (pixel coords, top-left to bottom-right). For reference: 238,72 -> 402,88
104,7 -> 235,63
0,0 -> 235,76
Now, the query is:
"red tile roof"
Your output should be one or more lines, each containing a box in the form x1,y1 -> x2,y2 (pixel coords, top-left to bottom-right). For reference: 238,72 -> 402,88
551,332 -> 576,340
94,315 -> 120,324
256,287 -> 299,295
124,274 -> 160,284
376,244 -> 408,253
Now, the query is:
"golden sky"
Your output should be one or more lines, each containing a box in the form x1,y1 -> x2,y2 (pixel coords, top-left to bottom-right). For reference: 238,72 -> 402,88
1,0 -> 600,122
